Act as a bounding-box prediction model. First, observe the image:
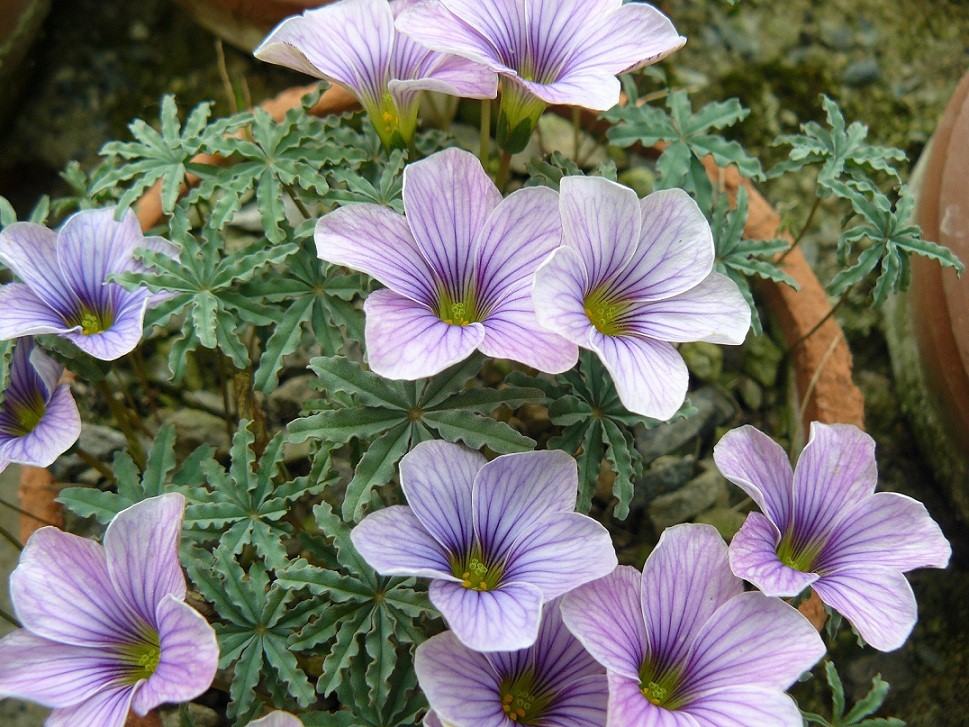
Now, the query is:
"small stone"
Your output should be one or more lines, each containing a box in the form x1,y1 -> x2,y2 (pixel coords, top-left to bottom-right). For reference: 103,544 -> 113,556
632,455 -> 696,510
184,390 -> 226,416
742,335 -> 784,388
680,342 -> 724,382
648,461 -> 729,531
268,374 -> 318,424
843,59 -> 880,87
636,387 -> 735,462
160,704 -> 219,727
159,408 -> 230,458
618,167 -> 655,198
50,423 -> 127,480
694,507 -> 747,540
737,376 -> 764,410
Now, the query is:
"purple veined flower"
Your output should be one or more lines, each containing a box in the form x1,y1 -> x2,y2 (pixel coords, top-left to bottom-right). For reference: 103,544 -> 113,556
532,177 -> 750,421
351,440 -> 617,651
416,598 -> 607,727
713,422 -> 951,652
0,338 -> 80,475
561,524 -> 826,727
249,711 -> 304,727
254,0 -> 498,149
396,0 -> 685,153
0,207 -> 177,361
316,146 -> 577,379
0,493 -> 219,726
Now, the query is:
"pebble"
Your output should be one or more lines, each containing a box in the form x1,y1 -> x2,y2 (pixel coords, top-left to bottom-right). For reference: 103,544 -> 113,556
648,461 -> 730,531
635,387 -> 736,463
843,58 -> 880,87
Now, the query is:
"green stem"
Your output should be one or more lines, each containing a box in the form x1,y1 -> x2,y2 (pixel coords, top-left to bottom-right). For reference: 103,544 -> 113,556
286,185 -> 312,221
0,606 -> 20,628
0,495 -> 61,527
96,381 -> 146,469
74,446 -> 117,483
779,194 -> 821,263
789,292 -> 848,351
572,106 -> 583,165
0,520 -> 22,551
479,98 -> 492,167
128,348 -> 157,416
496,151 -> 512,192
214,350 -> 236,442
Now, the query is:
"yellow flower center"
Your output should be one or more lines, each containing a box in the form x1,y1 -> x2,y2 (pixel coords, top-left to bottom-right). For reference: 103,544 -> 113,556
499,673 -> 553,724
583,289 -> 630,336
117,629 -> 161,684
451,549 -> 502,592
77,306 -> 114,336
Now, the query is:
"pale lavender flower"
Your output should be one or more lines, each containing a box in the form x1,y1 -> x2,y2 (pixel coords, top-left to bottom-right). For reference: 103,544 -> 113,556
316,147 -> 577,379
255,0 -> 497,148
0,207 -> 176,361
397,0 -> 685,152
249,712 -> 304,727
0,338 -> 80,475
0,494 -> 219,726
561,524 -> 825,727
416,598 -> 607,727
351,440 -> 617,651
533,178 -> 750,420
714,422 -> 951,651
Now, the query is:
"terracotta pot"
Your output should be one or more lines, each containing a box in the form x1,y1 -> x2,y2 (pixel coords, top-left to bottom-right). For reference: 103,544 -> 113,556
174,0 -> 336,52
885,69 -> 969,520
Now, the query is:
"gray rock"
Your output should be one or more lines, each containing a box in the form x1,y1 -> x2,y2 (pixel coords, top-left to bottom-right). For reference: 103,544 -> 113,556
160,704 -> 220,727
648,461 -> 730,531
184,389 -> 226,416
268,374 -> 319,425
633,455 -> 696,511
50,423 -> 127,480
843,58 -> 880,87
160,408 -> 230,458
635,387 -> 735,463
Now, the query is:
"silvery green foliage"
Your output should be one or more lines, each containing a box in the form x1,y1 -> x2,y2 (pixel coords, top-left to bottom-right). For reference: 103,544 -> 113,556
802,662 -> 905,727
510,353 -> 695,519
289,355 -> 542,521
706,186 -> 798,335
10,68 -> 924,724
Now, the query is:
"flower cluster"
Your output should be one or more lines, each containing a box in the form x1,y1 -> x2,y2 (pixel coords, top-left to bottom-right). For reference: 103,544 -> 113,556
0,1 -> 954,725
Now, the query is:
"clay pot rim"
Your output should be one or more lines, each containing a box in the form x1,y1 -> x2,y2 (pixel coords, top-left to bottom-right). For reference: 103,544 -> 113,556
17,82 -> 864,542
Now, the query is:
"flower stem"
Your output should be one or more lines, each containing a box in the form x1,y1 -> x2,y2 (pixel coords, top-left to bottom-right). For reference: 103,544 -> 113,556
496,151 -> 513,192
788,292 -> 848,351
779,194 -> 821,263
0,495 -> 60,527
286,184 -> 312,221
0,520 -> 22,551
96,381 -> 146,470
0,606 -> 20,628
479,98 -> 492,167
572,106 -> 583,164
74,446 -> 117,483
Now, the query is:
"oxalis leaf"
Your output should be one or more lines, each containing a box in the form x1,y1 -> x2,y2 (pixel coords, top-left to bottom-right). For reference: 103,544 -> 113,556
276,501 -> 435,708
186,549 -> 317,719
604,88 -> 762,192
802,661 -> 905,727
288,355 -> 539,521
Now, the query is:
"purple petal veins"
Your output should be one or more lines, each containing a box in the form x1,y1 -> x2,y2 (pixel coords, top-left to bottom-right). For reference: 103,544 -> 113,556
317,147 -> 578,378
561,524 -> 824,727
714,422 -> 951,651
255,0 -> 497,147
0,494 -> 219,727
352,441 -> 616,651
533,180 -> 750,420
415,599 -> 607,727
0,207 -> 176,361
0,338 -> 80,473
